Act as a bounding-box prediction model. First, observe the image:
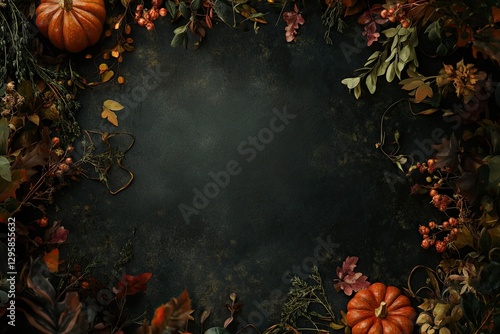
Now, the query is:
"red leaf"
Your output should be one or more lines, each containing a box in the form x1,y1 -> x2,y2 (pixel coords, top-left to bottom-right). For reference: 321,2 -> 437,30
115,272 -> 152,298
151,290 -> 194,334
493,6 -> 500,23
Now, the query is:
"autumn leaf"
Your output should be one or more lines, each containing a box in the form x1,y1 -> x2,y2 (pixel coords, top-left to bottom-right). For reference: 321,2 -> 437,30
114,272 -> 152,298
103,100 -> 125,111
334,256 -> 370,296
101,100 -> 124,126
432,134 -> 460,171
151,290 -> 194,334
337,256 -> 359,278
102,70 -> 115,83
0,169 -> 35,202
472,27 -> 500,64
43,248 -> 61,273
101,109 -> 119,126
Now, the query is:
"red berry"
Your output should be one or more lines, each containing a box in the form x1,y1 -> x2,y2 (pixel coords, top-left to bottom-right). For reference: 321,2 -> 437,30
435,241 -> 447,253
136,4 -> 143,11
401,20 -> 410,28
146,22 -> 155,30
51,137 -> 60,148
380,9 -> 388,18
443,221 -> 450,229
428,221 -> 436,229
159,8 -> 168,16
429,189 -> 438,197
419,225 -> 430,235
421,239 -> 431,249
138,18 -> 147,26
81,281 -> 89,289
449,217 -> 458,226
65,157 -> 73,165
34,236 -> 43,245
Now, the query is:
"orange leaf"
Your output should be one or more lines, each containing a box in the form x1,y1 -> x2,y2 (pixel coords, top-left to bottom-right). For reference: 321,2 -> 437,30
151,290 -> 194,334
43,248 -> 60,273
493,6 -> 500,23
414,84 -> 433,103
101,108 -> 119,126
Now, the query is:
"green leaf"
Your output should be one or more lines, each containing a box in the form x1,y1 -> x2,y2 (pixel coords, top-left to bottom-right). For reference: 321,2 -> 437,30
480,227 -> 492,255
192,0 -> 202,11
0,156 -> 10,182
205,328 -> 231,334
383,27 -> 399,38
436,43 -> 448,56
171,32 -> 187,47
376,61 -> 390,76
364,51 -> 380,66
399,45 -> 411,62
0,118 -> 8,155
174,25 -> 187,34
461,293 -> 483,326
488,155 -> 500,183
354,84 -> 361,99
165,0 -> 178,19
365,72 -> 377,94
386,62 -> 396,82
341,77 -> 361,90
179,1 -> 191,18
394,130 -> 400,144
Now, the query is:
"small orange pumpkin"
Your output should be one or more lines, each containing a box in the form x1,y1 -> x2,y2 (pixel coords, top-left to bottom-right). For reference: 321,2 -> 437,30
346,282 -> 416,334
35,0 -> 106,53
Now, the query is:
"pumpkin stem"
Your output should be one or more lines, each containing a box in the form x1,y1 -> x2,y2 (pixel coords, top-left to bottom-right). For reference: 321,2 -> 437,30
375,301 -> 388,319
59,0 -> 73,11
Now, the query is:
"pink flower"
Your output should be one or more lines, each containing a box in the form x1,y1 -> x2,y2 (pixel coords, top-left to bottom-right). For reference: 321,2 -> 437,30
362,21 -> 380,46
49,226 -> 69,244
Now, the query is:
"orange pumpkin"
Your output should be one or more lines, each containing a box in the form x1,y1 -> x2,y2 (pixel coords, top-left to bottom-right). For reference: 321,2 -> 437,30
35,0 -> 106,53
346,282 -> 416,334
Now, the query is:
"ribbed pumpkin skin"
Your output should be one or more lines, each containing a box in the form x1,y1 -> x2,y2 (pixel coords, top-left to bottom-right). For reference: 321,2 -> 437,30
36,0 -> 106,53
346,283 -> 417,334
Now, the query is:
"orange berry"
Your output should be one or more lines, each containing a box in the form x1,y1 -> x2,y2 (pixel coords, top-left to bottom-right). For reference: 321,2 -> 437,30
159,8 -> 168,16
117,76 -> 125,84
81,281 -> 89,289
401,20 -> 410,28
428,221 -> 436,229
380,9 -> 388,18
429,189 -> 438,197
38,216 -> 49,227
435,241 -> 447,253
51,137 -> 60,148
421,239 -> 431,249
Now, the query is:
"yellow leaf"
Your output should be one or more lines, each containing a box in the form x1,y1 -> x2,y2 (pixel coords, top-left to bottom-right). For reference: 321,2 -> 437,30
28,114 -> 40,126
101,108 -> 119,126
103,99 -> 125,111
43,248 -> 60,273
102,70 -> 115,83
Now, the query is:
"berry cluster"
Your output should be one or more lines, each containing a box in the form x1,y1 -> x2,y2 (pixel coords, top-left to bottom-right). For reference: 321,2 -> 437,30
134,0 -> 168,30
380,3 -> 410,28
420,217 -> 461,252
